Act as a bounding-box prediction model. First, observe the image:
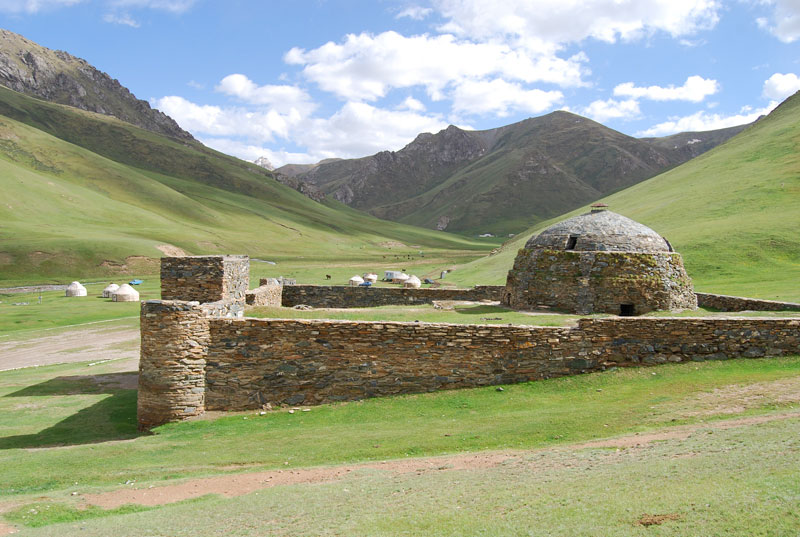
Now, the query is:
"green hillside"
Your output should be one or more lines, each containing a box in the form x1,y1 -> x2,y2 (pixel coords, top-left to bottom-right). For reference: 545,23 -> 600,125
451,93 -> 800,301
0,86 -> 487,284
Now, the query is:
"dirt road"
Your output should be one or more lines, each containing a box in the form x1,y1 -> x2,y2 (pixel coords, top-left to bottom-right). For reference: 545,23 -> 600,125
0,319 -> 139,371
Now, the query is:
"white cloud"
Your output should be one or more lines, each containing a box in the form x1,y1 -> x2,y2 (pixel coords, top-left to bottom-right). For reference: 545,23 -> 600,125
296,102 -> 449,159
102,11 -> 139,26
757,0 -> 800,42
285,31 -> 588,102
110,0 -> 195,13
0,0 -> 82,13
452,79 -> 563,117
198,138 -> 319,168
637,102 -> 778,136
215,74 -> 316,115
762,72 -> 800,100
581,98 -> 641,122
614,75 -> 719,102
396,5 -> 433,20
433,0 -> 720,44
397,96 -> 426,112
153,96 -> 300,141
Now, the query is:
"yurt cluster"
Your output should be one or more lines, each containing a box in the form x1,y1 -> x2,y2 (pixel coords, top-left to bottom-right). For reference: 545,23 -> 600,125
65,281 -> 140,302
347,271 -> 424,288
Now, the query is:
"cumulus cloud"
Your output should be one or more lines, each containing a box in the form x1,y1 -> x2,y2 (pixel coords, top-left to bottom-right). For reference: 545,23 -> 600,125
285,31 -> 588,102
198,138 -> 320,167
452,79 -> 563,117
0,0 -> 82,13
433,0 -> 720,45
756,0 -> 800,42
637,102 -> 778,136
397,96 -> 426,112
762,72 -> 800,100
215,74 -> 316,115
581,98 -> 641,122
102,11 -> 139,26
614,75 -> 719,102
396,5 -> 433,20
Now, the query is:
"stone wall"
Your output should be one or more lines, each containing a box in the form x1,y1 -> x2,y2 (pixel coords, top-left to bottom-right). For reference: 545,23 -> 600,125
246,282 -> 283,307
504,249 -> 696,315
201,316 -> 800,411
280,284 -> 505,308
137,300 -> 209,429
161,255 -> 249,305
696,293 -> 800,312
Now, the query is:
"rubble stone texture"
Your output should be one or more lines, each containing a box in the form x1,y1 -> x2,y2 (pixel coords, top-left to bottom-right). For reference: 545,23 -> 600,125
504,210 -> 697,315
161,255 -> 249,305
281,285 -> 505,308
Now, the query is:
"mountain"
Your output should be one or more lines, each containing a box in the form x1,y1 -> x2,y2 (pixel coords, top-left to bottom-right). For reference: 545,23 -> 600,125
0,29 -> 192,141
0,84 -> 486,284
297,114 -> 747,235
448,93 -> 799,301
275,158 -> 342,177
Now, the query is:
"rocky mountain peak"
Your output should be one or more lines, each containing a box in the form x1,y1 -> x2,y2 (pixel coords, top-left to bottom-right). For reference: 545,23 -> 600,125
253,156 -> 274,170
0,29 -> 193,141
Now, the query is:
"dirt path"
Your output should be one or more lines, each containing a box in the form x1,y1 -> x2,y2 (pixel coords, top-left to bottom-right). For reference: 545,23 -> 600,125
0,320 -> 139,371
80,410 -> 800,510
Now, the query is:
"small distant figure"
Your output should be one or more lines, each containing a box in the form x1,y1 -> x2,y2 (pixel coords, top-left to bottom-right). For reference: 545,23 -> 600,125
38,294 -> 42,304
325,274 -> 331,280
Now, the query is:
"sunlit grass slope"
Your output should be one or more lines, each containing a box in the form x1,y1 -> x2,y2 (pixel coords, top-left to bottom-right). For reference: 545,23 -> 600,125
452,92 -> 800,301
0,86 -> 487,284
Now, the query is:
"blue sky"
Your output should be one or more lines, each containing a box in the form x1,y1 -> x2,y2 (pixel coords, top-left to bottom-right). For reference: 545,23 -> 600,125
1,1 -> 799,167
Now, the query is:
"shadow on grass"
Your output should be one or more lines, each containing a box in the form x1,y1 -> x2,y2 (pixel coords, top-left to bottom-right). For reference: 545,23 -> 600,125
453,305 -> 509,316
0,372 -> 142,449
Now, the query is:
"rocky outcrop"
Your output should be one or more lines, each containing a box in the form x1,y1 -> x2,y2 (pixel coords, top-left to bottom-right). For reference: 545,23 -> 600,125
253,156 -> 274,170
0,29 -> 193,141
273,172 -> 326,202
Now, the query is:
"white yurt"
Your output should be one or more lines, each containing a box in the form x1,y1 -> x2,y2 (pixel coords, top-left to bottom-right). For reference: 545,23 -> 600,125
349,275 -> 365,287
403,275 -> 422,289
65,281 -> 87,297
112,283 -> 140,302
363,273 -> 378,284
392,272 -> 410,284
102,283 -> 120,298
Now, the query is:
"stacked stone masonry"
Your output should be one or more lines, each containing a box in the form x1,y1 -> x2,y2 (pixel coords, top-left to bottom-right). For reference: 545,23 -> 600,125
137,300 -> 209,429
696,293 -> 800,312
161,255 -> 249,305
246,282 -> 283,307
504,249 -> 697,315
280,284 -> 505,308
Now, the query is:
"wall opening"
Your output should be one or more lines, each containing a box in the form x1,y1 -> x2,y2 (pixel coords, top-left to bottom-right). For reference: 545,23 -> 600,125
565,235 -> 578,250
620,304 -> 636,316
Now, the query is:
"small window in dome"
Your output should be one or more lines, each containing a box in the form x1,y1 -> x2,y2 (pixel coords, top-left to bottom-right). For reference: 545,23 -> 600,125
620,304 -> 635,316
565,235 -> 578,250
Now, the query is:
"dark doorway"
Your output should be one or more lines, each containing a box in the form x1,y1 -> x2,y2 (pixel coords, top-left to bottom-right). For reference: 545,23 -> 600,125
565,235 -> 578,250
620,304 -> 636,316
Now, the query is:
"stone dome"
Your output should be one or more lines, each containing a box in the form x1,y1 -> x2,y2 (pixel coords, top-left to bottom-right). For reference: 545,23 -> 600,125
526,210 -> 671,253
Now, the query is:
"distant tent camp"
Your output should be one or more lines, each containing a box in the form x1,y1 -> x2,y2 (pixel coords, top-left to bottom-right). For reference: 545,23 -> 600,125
65,281 -> 87,297
112,283 -> 140,302
349,275 -> 364,287
103,283 -> 120,298
403,275 -> 421,289
392,272 -> 410,284
363,273 -> 378,284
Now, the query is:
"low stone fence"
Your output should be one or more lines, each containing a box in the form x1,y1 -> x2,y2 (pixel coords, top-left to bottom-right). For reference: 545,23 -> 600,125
279,284 -> 505,308
138,302 -> 800,427
696,292 -> 800,312
246,283 -> 282,307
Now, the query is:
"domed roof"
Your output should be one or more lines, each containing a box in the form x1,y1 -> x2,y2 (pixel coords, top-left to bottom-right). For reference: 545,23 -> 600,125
525,209 -> 671,253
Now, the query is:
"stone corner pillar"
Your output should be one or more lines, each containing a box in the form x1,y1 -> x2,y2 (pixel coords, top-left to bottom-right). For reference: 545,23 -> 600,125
137,300 -> 209,430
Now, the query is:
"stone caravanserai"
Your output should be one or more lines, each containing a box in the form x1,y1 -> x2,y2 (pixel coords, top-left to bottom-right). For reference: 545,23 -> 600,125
137,212 -> 800,430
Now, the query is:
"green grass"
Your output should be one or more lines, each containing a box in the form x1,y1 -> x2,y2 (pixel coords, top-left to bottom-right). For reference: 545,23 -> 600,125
0,86 -> 489,284
17,418 -> 800,536
451,94 -> 800,301
0,281 -> 157,335
1,355 -> 799,497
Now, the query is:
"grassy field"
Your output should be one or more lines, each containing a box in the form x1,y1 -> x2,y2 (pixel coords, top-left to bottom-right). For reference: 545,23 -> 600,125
451,93 -> 800,301
0,355 -> 799,534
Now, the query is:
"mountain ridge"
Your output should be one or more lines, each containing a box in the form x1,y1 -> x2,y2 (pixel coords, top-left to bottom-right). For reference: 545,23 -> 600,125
297,112 -> 748,235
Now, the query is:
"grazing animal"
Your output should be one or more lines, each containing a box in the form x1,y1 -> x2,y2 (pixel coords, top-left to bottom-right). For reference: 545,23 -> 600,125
325,274 -> 331,280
